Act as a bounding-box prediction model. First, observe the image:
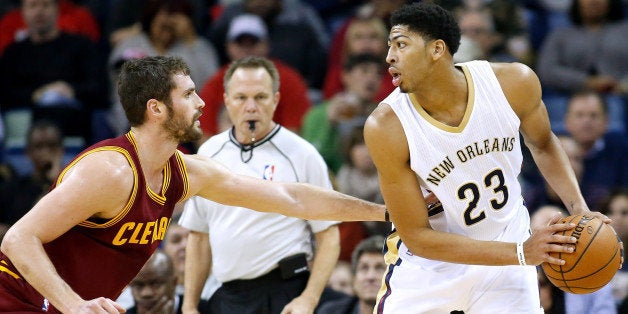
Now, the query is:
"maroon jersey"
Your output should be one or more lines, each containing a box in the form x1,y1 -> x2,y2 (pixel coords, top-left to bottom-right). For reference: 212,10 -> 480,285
0,132 -> 189,309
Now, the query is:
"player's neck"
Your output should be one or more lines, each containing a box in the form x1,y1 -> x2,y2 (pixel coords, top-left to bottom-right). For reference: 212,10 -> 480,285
129,127 -> 179,175
413,66 -> 467,112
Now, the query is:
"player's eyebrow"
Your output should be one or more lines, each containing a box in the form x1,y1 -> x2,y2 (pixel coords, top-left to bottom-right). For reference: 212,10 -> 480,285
389,34 -> 409,42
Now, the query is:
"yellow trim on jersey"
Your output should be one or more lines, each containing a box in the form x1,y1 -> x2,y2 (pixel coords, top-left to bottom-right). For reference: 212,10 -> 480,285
0,260 -> 20,279
127,131 -> 169,206
376,230 -> 402,301
145,162 -> 169,206
59,146 -> 140,228
409,65 -> 475,133
174,151 -> 190,202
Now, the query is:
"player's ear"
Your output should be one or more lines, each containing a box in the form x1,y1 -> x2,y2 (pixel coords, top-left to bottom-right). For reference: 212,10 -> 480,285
432,39 -> 446,60
147,99 -> 165,117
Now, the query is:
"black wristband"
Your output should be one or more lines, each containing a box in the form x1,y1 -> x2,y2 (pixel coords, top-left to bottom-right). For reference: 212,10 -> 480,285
385,209 -> 390,222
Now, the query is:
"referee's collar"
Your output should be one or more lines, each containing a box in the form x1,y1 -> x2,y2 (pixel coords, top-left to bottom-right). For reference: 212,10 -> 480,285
229,124 -> 282,151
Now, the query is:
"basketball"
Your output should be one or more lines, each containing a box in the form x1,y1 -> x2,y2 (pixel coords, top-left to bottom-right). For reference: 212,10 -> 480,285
541,214 -> 622,294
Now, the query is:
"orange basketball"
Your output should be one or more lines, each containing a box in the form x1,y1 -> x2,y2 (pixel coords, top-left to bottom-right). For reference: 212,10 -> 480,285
541,214 -> 622,294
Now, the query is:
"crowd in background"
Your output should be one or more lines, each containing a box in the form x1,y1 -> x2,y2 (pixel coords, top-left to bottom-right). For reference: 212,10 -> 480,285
0,0 -> 626,313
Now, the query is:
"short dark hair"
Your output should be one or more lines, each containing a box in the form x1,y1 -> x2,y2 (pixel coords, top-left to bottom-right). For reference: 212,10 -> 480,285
390,3 -> 461,55
140,0 -> 194,33
567,90 -> 609,115
117,56 -> 190,127
27,119 -> 63,148
569,0 -> 623,26
342,53 -> 383,72
351,235 -> 385,274
223,56 -> 280,93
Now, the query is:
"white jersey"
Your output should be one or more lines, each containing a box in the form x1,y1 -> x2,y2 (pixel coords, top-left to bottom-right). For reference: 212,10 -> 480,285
375,61 -> 540,313
179,125 -> 337,283
386,60 -> 530,266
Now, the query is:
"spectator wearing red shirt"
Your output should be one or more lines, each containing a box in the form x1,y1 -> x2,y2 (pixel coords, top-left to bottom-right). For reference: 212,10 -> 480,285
322,16 -> 392,102
197,14 -> 311,142
0,0 -> 100,54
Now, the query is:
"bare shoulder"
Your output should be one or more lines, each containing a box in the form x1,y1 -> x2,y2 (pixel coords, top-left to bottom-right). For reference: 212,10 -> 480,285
490,62 -> 542,117
364,103 -> 409,164
47,150 -> 135,220
365,103 -> 399,143
62,150 -> 134,191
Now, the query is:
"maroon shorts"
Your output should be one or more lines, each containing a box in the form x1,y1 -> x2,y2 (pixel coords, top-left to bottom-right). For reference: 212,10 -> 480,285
0,266 -> 60,313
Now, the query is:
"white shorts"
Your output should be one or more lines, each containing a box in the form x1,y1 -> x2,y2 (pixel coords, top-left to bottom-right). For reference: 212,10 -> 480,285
375,234 -> 543,314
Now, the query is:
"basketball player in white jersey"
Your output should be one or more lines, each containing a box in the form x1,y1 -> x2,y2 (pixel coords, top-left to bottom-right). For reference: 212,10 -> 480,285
364,3 -> 613,313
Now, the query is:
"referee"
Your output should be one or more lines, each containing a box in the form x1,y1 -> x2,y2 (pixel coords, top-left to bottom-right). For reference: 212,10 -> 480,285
179,56 -> 340,314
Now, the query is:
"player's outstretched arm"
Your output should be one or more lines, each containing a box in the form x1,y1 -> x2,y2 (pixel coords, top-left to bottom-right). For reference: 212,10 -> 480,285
0,151 -> 131,313
363,102 -> 577,266
183,154 -> 386,222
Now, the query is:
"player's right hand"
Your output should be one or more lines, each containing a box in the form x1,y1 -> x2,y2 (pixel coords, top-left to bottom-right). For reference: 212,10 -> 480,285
524,214 -> 577,266
72,297 -> 126,313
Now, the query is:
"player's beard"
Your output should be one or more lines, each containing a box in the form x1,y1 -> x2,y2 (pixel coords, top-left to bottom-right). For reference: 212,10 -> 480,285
163,107 -> 202,143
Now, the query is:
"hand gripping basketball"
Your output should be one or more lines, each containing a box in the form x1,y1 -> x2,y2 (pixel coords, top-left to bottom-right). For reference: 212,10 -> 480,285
523,213 -> 578,266
541,214 -> 622,294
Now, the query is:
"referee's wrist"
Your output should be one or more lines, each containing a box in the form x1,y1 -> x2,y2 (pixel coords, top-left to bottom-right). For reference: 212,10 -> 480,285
384,208 -> 390,222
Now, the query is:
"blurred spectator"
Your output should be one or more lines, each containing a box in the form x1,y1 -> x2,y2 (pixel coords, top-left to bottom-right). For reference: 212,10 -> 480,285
530,205 -> 567,231
106,0 -> 209,48
523,135 -> 587,215
537,0 -> 628,95
302,0 -> 363,36
107,0 -> 220,137
522,0 -> 572,51
322,16 -> 393,102
334,125 -> 388,262
126,249 -> 211,314
327,261 -> 354,297
563,91 -> 628,209
599,189 -> 628,308
0,0 -> 100,54
325,0 -> 408,98
486,0 -> 533,64
302,53 -> 383,174
0,120 -> 63,226
197,14 -> 311,141
526,91 -> 628,211
336,126 -> 383,206
209,0 -> 329,89
0,0 -> 108,144
162,215 -> 190,298
453,34 -> 482,63
601,189 -> 628,272
427,1 -> 531,63
317,235 -> 386,314
108,0 -> 218,88
457,7 -> 519,63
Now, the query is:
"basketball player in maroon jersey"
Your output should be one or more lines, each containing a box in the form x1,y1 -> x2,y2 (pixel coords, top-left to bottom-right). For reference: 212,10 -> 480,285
0,56 -> 386,313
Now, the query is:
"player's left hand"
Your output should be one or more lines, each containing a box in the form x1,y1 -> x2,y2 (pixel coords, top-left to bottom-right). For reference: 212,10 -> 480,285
585,211 -> 612,224
280,294 -> 317,314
